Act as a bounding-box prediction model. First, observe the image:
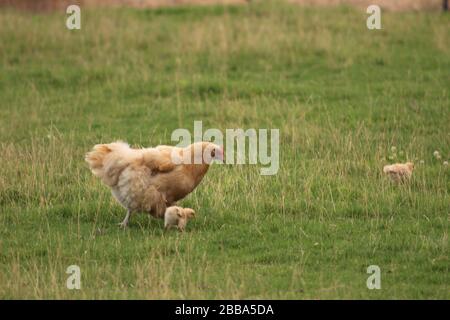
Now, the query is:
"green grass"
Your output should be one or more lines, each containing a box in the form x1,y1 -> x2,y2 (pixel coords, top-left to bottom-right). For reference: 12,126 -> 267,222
0,2 -> 449,299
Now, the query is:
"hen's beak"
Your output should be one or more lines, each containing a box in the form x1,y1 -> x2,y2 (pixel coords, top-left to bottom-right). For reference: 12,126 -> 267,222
216,147 -> 225,163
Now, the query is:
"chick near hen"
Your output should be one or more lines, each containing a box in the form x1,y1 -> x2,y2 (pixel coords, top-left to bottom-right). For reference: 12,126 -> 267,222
164,206 -> 196,232
85,141 -> 223,227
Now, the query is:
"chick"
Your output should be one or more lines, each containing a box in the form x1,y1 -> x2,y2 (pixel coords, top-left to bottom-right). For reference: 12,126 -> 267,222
383,162 -> 414,182
164,206 -> 196,232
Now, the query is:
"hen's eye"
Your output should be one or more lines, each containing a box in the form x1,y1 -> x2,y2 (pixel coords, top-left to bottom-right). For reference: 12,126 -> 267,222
211,149 -> 216,157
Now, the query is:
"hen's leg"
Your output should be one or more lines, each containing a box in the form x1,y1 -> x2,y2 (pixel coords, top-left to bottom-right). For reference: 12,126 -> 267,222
118,210 -> 131,228
144,186 -> 167,219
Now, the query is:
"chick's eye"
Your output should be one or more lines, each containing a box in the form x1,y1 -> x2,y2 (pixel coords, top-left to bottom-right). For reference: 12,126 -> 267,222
211,149 -> 216,157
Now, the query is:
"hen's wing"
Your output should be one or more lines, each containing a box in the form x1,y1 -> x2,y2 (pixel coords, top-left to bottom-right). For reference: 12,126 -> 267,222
142,148 -> 178,173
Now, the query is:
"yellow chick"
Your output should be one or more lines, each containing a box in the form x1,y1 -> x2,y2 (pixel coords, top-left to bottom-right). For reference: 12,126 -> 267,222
383,162 -> 414,182
164,206 -> 196,232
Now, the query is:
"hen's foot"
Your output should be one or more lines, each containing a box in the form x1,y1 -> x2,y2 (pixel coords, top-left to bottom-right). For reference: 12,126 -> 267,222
118,210 -> 131,228
118,221 -> 128,228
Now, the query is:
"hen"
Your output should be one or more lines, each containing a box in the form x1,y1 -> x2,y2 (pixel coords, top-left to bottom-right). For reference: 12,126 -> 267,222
85,141 -> 223,227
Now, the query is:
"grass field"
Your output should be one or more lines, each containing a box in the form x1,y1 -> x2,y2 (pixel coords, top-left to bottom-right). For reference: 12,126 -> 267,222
0,2 -> 449,299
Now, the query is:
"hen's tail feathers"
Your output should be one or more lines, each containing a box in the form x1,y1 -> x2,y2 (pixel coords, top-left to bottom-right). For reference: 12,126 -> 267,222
85,141 -> 133,187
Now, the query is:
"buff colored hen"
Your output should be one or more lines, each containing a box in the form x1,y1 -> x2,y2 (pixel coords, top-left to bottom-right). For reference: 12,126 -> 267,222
85,141 -> 223,227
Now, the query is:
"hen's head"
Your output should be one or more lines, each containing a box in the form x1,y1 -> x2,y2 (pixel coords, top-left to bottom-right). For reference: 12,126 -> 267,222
186,142 -> 224,165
